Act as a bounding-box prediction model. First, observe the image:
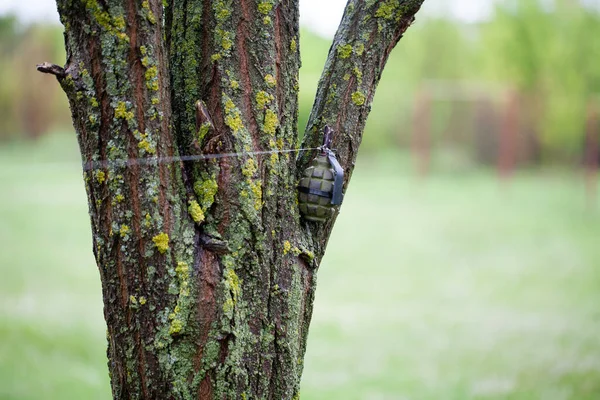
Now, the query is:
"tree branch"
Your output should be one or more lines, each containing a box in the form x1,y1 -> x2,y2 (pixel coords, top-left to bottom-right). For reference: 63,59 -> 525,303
299,0 -> 424,249
36,62 -> 66,79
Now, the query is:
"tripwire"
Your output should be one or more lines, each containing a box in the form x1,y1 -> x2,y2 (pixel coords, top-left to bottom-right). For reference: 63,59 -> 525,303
81,147 -> 321,171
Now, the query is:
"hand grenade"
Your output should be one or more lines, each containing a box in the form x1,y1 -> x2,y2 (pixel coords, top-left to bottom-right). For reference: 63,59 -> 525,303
298,127 -> 344,222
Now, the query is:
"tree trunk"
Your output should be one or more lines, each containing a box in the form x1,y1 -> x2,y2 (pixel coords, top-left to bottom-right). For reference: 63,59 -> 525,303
40,0 -> 423,398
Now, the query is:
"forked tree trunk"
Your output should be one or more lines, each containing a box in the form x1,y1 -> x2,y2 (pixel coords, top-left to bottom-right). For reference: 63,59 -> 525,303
39,0 -> 423,398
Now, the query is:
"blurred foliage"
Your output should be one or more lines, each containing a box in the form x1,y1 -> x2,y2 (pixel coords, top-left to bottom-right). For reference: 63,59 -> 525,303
0,15 -> 70,140
481,0 -> 600,160
300,0 -> 600,162
2,0 -> 599,163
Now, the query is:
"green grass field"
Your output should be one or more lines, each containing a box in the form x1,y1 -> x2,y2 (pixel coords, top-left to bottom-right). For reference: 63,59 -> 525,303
1,134 -> 599,399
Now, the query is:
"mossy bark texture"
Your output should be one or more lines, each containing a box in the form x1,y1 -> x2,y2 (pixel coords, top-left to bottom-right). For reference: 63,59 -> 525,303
47,0 -> 423,398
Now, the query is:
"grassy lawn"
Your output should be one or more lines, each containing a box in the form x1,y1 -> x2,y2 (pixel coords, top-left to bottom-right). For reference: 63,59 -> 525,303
1,134 -> 599,399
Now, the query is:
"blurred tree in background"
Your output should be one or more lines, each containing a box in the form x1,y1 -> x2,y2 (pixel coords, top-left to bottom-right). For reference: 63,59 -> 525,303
2,0 -> 599,163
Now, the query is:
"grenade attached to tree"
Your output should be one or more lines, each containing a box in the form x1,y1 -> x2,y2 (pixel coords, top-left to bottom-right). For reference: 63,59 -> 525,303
298,126 -> 344,222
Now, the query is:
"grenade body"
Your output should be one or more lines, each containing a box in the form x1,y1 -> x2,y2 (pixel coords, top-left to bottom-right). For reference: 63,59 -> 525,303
298,154 -> 337,222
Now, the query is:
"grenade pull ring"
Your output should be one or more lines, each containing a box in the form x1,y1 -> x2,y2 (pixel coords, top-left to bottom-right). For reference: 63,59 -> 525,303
321,126 -> 334,151
320,127 -> 344,206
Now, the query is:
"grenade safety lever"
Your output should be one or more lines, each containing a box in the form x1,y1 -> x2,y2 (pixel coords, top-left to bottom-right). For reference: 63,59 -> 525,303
320,126 -> 344,206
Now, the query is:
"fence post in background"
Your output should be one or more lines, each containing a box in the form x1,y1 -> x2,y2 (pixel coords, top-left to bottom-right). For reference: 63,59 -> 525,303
412,87 -> 432,177
473,95 -> 499,165
498,89 -> 520,180
585,98 -> 599,208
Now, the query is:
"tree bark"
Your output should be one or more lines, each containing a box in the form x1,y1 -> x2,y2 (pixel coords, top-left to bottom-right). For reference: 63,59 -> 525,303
41,0 -> 423,398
